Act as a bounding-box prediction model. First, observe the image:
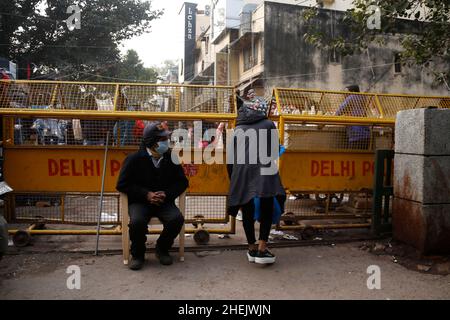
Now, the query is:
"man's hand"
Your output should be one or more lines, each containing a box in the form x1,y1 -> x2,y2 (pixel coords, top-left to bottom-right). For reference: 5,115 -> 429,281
147,191 -> 166,206
155,191 -> 166,204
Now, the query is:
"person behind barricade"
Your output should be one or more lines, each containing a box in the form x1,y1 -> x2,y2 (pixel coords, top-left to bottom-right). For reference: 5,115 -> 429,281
335,85 -> 371,150
116,122 -> 188,270
113,87 -> 136,146
227,89 -> 286,265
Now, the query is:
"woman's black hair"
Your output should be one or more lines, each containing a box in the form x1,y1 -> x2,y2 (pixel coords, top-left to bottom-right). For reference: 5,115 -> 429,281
346,85 -> 360,92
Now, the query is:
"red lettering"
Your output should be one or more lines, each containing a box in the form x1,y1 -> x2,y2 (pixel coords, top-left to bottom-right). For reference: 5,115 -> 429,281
362,161 -> 371,176
311,160 -> 320,176
320,160 -> 330,176
330,161 -> 339,176
60,159 -> 70,176
48,159 -> 59,176
341,161 -> 350,176
110,160 -> 121,177
83,160 -> 94,176
71,159 -> 81,176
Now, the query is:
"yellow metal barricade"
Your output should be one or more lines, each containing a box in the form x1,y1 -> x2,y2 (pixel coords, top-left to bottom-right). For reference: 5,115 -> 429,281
0,80 -> 236,243
272,88 -> 449,230
1,80 -> 449,241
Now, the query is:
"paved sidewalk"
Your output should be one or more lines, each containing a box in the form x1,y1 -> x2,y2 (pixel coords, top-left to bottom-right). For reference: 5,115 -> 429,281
1,242 -> 449,300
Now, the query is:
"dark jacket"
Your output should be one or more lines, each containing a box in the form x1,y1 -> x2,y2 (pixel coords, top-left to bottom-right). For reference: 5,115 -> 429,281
116,148 -> 189,205
227,107 -> 286,216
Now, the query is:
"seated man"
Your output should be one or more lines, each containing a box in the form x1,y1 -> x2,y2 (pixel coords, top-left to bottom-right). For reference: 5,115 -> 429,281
116,122 -> 188,270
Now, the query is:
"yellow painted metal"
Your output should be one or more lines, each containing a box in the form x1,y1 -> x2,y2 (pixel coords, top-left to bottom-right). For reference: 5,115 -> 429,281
175,87 -> 181,112
274,88 -> 282,115
8,226 -> 236,235
0,79 -> 235,89
8,229 -> 122,235
0,109 -> 237,120
3,81 -> 449,235
275,86 -> 450,100
278,223 -> 371,230
112,84 -> 120,112
374,95 -> 385,118
280,152 -> 377,192
282,114 -> 394,125
5,148 -> 230,193
49,84 -> 59,107
273,87 -> 449,120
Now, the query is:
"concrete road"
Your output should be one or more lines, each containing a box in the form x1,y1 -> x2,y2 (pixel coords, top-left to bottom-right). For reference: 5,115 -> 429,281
1,242 -> 449,300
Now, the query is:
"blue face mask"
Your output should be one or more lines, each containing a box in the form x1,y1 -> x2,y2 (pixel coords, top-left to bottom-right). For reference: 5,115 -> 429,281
155,140 -> 169,155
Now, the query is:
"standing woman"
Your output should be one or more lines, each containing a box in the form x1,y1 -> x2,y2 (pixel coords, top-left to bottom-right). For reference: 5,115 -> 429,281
227,90 -> 286,265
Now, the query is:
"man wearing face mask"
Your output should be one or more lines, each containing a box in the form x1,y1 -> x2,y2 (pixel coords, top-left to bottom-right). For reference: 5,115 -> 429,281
116,122 -> 188,270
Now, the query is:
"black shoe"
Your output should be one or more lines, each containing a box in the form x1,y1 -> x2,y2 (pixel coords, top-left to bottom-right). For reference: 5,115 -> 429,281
255,249 -> 276,264
247,250 -> 258,263
129,256 -> 145,270
155,248 -> 173,266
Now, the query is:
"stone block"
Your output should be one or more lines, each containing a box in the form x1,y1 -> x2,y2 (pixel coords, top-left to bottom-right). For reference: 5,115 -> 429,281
395,108 -> 450,155
394,153 -> 450,204
393,198 -> 450,254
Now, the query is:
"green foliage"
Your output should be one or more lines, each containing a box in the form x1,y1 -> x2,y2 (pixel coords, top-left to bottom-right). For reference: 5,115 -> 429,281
0,0 -> 163,80
117,49 -> 158,82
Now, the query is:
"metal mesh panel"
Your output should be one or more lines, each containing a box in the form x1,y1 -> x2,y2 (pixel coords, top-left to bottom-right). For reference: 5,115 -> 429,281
0,81 -> 117,110
179,86 -> 234,113
0,81 -> 236,114
281,192 -> 372,221
10,193 -> 120,225
6,116 -> 114,146
9,193 -> 227,224
116,85 -> 178,112
439,98 -> 450,108
415,97 -> 446,109
273,89 -> 450,119
5,116 -> 233,148
376,95 -> 421,118
283,121 -> 394,151
184,195 -> 228,223
274,90 -> 380,117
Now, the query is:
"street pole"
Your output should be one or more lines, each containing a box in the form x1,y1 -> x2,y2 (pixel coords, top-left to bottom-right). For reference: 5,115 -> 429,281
94,131 -> 110,256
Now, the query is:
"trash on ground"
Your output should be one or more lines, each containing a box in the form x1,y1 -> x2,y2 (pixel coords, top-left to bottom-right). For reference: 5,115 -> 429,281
218,234 -> 230,239
270,230 -> 284,236
282,234 -> 298,240
195,250 -> 222,258
372,243 -> 386,253
417,264 -> 431,272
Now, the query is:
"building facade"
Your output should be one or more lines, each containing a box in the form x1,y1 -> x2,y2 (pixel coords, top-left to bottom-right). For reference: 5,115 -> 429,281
179,1 -> 450,98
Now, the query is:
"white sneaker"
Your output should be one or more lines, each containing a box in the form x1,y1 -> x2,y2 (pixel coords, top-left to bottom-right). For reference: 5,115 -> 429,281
236,210 -> 243,221
247,250 -> 257,263
255,249 -> 276,264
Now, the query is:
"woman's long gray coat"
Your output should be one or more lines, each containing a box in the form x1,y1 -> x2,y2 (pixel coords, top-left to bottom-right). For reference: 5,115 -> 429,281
227,106 -> 286,215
